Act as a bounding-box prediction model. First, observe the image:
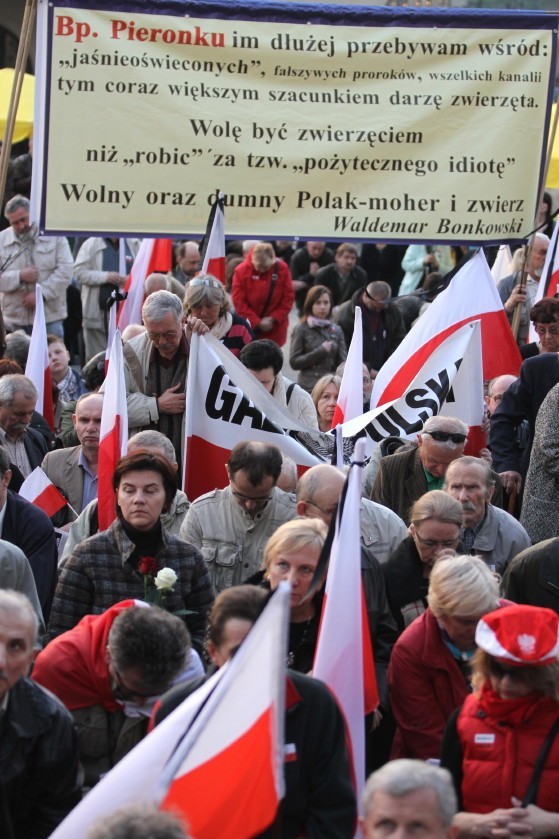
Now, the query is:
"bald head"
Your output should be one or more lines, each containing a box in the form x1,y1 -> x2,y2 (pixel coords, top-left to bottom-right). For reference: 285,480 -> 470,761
144,273 -> 169,296
296,464 -> 345,524
177,242 -> 200,279
485,375 -> 516,416
73,393 -> 104,460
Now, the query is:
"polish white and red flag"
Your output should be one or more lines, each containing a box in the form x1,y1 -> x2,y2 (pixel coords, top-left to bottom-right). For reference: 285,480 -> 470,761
25,284 -> 55,431
370,249 -> 522,412
49,583 -> 290,839
531,222 -> 559,341
313,439 -> 377,831
183,333 -> 322,500
117,238 -> 173,331
331,307 -> 363,429
98,329 -> 128,531
105,295 -> 117,375
19,466 -> 67,517
199,192 -> 226,283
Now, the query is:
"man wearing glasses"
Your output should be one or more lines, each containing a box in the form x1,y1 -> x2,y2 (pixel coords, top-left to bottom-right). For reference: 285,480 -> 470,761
33,600 -> 201,789
180,441 -> 296,592
371,416 -> 467,525
337,280 -> 406,377
497,232 -> 550,346
444,456 -> 530,575
120,290 -> 208,468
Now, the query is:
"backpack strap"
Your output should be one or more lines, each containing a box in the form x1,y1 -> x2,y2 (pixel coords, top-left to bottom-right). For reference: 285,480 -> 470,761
286,381 -> 296,405
521,715 -> 559,807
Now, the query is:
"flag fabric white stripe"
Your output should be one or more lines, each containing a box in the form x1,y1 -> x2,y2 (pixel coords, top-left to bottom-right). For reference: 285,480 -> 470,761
332,307 -> 363,428
117,238 -> 152,330
24,285 -> 49,418
490,245 -> 513,283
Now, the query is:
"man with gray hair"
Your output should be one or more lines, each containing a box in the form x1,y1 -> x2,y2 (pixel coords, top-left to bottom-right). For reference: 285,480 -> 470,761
361,759 -> 457,839
61,429 -> 189,560
0,373 -> 48,478
497,231 -> 550,346
444,455 -> 530,575
0,590 -> 81,838
371,416 -> 468,525
118,290 -> 207,466
0,195 -> 73,338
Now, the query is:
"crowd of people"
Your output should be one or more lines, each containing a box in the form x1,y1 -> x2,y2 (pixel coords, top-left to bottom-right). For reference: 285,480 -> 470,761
1,168 -> 559,838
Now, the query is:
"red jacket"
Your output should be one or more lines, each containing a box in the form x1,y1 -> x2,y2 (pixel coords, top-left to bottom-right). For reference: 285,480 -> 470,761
388,608 -> 471,760
231,253 -> 294,347
456,689 -> 559,813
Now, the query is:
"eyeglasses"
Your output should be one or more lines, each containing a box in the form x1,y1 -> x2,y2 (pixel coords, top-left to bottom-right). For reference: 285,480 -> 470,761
147,329 -> 180,342
363,288 -> 389,306
230,487 -> 272,510
534,324 -> 559,336
110,658 -> 167,701
423,430 -> 467,444
190,277 -> 221,289
414,533 -> 459,550
488,393 -> 503,404
306,499 -> 339,519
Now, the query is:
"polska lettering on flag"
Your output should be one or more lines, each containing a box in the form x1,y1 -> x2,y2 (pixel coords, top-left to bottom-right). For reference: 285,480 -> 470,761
341,321 -> 479,447
183,334 -> 325,500
19,467 -> 67,517
370,249 -> 521,411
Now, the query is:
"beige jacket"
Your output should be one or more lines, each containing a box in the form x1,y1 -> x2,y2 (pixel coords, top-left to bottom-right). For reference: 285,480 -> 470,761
0,227 -> 73,327
180,486 -> 297,591
73,237 -> 140,328
273,373 -> 318,429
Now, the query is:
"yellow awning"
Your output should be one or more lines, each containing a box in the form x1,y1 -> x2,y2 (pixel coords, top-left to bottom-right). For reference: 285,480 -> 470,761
0,68 -> 34,145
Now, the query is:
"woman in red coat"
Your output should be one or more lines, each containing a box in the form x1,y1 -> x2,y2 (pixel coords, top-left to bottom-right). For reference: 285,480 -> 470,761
441,604 -> 559,838
231,242 -> 295,347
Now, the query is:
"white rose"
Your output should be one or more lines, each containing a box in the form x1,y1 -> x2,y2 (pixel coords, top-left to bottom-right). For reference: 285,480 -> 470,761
154,567 -> 178,591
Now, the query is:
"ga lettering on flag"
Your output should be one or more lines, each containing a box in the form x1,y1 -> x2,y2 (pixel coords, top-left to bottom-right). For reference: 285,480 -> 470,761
19,466 -> 67,517
49,583 -> 290,839
341,322 -> 479,449
184,333 -> 322,500
25,285 -> 55,431
331,307 -> 363,429
313,439 -> 377,831
200,192 -> 226,283
370,249 -> 521,410
117,238 -> 172,330
98,329 -> 128,530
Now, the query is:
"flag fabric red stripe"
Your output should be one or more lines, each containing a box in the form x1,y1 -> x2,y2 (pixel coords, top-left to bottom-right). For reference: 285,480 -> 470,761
200,194 -> 225,284
161,708 -> 277,838
376,310 -> 518,406
42,365 -> 55,432
371,251 -> 521,411
19,467 -> 67,516
97,419 -> 121,531
117,238 -> 173,331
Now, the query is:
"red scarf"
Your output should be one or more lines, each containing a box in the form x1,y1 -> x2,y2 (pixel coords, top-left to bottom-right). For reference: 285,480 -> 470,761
477,682 -> 557,727
33,600 -> 139,712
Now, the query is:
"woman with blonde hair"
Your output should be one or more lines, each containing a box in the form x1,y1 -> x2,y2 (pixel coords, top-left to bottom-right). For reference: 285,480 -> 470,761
289,285 -> 347,393
311,374 -> 341,432
183,274 -> 252,357
388,555 -> 500,761
383,490 -> 464,633
442,605 -> 559,838
262,518 -> 328,672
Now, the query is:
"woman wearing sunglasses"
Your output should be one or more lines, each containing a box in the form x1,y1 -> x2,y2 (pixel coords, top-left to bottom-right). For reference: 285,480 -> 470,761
441,605 -> 559,838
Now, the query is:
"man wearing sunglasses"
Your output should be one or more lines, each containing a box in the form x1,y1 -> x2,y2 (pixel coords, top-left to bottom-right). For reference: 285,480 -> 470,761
444,456 -> 530,576
371,416 -> 467,525
181,441 -> 296,593
33,600 -> 201,789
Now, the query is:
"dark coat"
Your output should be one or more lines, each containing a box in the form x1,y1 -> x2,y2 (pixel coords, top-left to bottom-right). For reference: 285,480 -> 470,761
501,537 -> 559,610
490,352 -> 559,476
0,677 -> 81,839
2,489 -> 58,621
371,446 -> 427,526
337,289 -> 406,371
153,671 -> 357,839
23,424 -> 50,468
383,536 -> 430,634
313,264 -> 368,307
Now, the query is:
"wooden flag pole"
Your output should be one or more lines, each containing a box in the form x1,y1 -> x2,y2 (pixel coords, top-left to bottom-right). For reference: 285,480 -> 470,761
0,0 -> 37,211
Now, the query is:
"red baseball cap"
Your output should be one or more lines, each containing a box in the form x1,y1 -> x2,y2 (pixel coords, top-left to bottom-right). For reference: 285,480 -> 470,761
476,604 -> 559,667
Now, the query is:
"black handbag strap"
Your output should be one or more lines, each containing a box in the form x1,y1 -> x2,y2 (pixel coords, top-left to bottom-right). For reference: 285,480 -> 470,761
258,262 -> 279,321
521,715 -> 559,807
